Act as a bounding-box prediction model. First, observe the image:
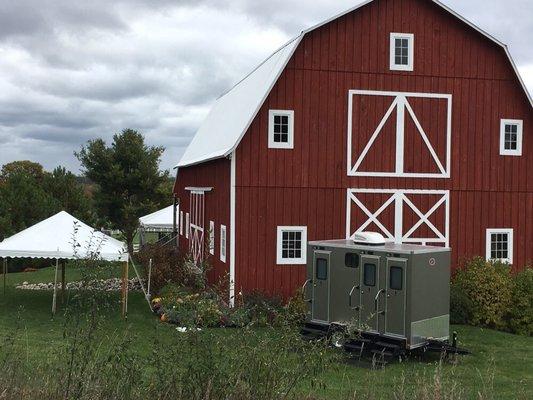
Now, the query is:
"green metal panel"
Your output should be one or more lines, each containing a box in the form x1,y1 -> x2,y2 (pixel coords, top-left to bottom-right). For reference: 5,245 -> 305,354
329,249 -> 361,324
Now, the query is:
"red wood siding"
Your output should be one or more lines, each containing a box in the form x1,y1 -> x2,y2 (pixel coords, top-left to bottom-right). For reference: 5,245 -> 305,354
233,0 -> 533,298
175,158 -> 231,285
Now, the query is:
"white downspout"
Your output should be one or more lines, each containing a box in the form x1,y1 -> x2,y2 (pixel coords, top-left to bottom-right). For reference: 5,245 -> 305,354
229,151 -> 236,306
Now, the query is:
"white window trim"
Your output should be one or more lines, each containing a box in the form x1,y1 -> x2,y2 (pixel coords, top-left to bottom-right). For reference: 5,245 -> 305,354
185,212 -> 189,239
268,110 -> 294,149
179,211 -> 183,235
486,228 -> 513,264
390,33 -> 414,72
220,225 -> 227,263
209,220 -> 215,255
499,119 -> 523,156
276,226 -> 308,265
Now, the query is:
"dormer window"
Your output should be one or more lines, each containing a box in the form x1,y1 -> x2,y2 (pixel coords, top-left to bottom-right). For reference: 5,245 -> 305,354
390,33 -> 414,71
268,110 -> 294,149
500,119 -> 523,156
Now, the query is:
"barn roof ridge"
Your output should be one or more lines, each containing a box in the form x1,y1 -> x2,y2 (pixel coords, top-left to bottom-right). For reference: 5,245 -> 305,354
176,0 -> 532,168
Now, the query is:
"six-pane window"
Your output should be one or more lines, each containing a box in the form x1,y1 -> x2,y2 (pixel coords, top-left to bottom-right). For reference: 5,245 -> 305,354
273,115 -> 290,143
269,110 -> 294,149
395,38 -> 409,66
276,226 -> 307,264
486,229 -> 513,264
500,120 -> 523,156
390,33 -> 414,71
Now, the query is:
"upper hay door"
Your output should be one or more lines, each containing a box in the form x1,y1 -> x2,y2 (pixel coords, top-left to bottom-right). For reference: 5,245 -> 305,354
347,90 -> 452,178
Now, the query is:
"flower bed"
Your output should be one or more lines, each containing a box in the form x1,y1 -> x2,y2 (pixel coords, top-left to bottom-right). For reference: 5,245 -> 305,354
151,286 -> 306,328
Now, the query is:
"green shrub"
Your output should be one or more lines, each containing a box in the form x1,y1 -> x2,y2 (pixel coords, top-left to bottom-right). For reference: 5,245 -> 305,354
453,257 -> 513,329
506,267 -> 533,335
450,282 -> 473,325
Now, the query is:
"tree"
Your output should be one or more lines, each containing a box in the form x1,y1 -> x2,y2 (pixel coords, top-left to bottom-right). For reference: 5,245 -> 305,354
76,129 -> 170,253
0,161 -> 97,241
0,161 -> 59,239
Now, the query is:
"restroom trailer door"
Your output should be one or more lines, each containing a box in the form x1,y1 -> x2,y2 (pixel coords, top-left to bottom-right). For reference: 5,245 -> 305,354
311,251 -> 331,323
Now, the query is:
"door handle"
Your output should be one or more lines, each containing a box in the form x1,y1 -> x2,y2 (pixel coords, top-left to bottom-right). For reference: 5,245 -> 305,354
348,285 -> 360,309
301,279 -> 312,303
374,289 -> 386,312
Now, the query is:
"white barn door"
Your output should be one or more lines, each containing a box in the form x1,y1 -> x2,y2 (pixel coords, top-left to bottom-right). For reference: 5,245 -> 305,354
189,191 -> 205,264
346,189 -> 450,247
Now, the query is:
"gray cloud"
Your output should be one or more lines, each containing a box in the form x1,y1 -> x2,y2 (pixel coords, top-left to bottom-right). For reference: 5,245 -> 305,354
0,0 -> 531,173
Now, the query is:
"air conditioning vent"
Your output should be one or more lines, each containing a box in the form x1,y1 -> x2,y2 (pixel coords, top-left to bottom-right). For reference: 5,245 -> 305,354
353,232 -> 386,246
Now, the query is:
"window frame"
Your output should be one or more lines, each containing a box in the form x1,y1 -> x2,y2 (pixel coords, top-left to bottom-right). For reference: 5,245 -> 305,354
390,33 -> 414,72
220,224 -> 227,263
499,119 -> 523,156
268,110 -> 294,149
185,212 -> 189,239
485,228 -> 513,264
276,226 -> 307,265
209,220 -> 215,255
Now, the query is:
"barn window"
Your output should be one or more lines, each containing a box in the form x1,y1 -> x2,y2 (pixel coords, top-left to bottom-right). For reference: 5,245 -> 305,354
209,220 -> 215,255
486,229 -> 513,264
276,226 -> 307,265
268,110 -> 294,149
185,212 -> 189,239
390,33 -> 414,71
220,225 -> 227,263
500,119 -> 523,156
179,211 -> 183,235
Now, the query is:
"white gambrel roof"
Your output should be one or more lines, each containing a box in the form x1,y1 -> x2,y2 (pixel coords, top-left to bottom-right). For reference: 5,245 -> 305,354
176,0 -> 532,168
0,211 -> 128,262
139,205 -> 177,232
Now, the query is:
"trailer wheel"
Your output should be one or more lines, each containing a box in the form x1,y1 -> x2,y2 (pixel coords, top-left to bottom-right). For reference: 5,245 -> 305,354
328,325 -> 347,348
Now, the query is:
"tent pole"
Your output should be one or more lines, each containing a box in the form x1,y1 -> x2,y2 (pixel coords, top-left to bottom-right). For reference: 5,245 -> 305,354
147,258 -> 152,299
2,258 -> 7,296
121,259 -> 129,319
52,258 -> 59,316
61,260 -> 66,303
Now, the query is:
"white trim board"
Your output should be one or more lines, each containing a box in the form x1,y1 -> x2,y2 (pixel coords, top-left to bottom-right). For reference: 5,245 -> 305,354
347,90 -> 452,178
346,189 -> 450,246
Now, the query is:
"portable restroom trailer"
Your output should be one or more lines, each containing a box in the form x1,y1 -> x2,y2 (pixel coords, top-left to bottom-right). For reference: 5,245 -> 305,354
302,237 -> 452,351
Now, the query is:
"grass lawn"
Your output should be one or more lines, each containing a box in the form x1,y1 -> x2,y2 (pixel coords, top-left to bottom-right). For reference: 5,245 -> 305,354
0,265 -> 531,399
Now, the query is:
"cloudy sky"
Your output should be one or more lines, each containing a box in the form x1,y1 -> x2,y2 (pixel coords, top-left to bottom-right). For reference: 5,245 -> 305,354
0,0 -> 531,173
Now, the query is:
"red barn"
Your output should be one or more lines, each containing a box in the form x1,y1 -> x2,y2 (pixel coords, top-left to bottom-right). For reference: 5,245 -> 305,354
174,0 -> 533,302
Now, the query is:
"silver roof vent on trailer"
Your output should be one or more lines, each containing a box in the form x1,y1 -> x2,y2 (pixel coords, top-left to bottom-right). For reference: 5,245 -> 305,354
353,232 -> 386,246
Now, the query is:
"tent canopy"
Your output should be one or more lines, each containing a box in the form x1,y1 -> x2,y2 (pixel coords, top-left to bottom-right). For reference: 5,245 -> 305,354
138,205 -> 177,232
0,211 -> 128,262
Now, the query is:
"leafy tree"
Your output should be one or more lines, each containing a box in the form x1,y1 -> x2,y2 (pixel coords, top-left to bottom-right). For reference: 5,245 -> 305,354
44,166 -> 96,224
0,161 -> 59,239
76,129 -> 170,253
0,161 -> 96,241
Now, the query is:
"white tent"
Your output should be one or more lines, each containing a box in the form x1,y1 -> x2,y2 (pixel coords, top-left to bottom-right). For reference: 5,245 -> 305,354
0,211 -> 129,316
0,211 -> 127,262
138,205 -> 177,233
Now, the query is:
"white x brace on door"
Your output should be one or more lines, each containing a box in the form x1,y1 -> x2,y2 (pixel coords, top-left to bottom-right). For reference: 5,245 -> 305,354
346,189 -> 450,246
347,90 -> 452,178
189,190 -> 205,264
